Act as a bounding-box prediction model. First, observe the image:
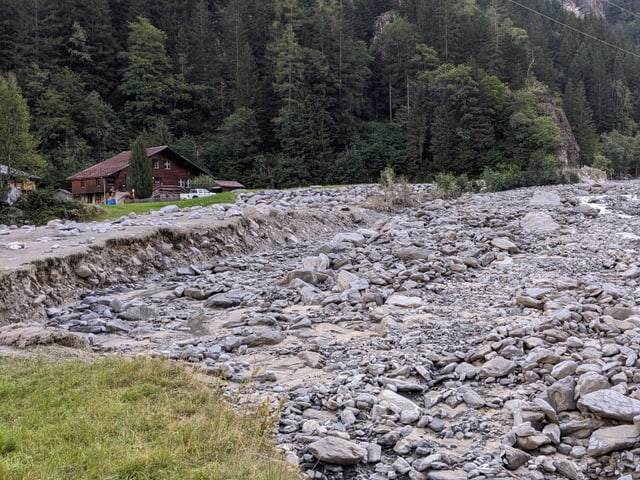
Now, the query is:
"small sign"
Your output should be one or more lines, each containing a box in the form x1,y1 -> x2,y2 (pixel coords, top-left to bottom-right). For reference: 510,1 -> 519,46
0,165 -> 7,175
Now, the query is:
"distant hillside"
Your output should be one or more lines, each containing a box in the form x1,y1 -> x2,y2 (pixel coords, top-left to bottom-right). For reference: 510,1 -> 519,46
3,0 -> 640,189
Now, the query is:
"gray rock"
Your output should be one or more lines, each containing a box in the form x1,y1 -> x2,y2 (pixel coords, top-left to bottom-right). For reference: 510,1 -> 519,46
425,471 -> 467,480
159,205 -> 180,214
243,329 -> 285,347
0,186 -> 21,206
529,190 -> 562,207
578,389 -> 640,421
547,376 -> 576,412
575,372 -> 610,399
587,424 -> 640,456
386,294 -> 423,308
393,456 -> 412,474
379,389 -> 422,421
461,388 -> 485,409
307,436 -> 365,465
480,356 -> 516,378
551,360 -> 578,380
119,304 -> 155,322
394,247 -> 433,260
333,232 -> 365,246
574,203 -> 599,217
298,351 -> 324,368
491,237 -> 518,253
521,212 -> 561,234
554,459 -> 584,480
337,270 -> 369,291
501,446 -> 530,470
74,264 -> 93,278
203,290 -> 246,308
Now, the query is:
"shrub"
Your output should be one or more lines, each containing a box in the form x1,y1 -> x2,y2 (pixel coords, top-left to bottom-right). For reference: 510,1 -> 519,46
369,166 -> 415,211
190,175 -> 216,191
431,173 -> 481,199
0,189 -> 101,226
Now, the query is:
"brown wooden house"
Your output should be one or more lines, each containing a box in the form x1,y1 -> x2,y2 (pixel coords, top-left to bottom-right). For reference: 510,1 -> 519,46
66,146 -> 208,203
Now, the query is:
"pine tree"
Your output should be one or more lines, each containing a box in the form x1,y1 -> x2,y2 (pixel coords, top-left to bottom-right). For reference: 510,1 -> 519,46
119,16 -> 171,133
128,137 -> 152,199
564,79 -> 598,166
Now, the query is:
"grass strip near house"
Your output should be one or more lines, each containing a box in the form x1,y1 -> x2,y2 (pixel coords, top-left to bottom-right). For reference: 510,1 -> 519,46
97,191 -> 240,221
0,356 -> 298,480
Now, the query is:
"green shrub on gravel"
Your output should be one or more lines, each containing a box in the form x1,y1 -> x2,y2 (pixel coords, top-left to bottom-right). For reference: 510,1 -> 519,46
0,356 -> 298,480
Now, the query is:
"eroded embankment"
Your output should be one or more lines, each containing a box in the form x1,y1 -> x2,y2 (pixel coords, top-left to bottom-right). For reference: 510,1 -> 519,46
0,206 -> 366,325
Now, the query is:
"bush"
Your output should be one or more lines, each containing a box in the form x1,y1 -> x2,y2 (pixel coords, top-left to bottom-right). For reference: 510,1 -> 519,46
481,155 -> 562,192
190,175 -> 216,191
431,173 -> 481,199
0,189 -> 101,226
369,166 -> 414,211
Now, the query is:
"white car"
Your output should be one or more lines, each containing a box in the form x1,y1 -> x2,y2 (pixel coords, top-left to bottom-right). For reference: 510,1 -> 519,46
179,188 -> 215,199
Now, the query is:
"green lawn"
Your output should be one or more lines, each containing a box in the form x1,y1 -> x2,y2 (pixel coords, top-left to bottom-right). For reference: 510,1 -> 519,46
0,356 -> 298,480
97,191 -> 240,221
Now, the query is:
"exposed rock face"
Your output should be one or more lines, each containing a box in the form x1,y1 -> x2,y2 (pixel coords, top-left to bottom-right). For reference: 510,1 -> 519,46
558,0 -> 607,19
4,181 -> 640,478
533,80 -> 581,170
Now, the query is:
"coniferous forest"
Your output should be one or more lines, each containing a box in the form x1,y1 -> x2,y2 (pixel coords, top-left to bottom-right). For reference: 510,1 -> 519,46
3,0 -> 640,190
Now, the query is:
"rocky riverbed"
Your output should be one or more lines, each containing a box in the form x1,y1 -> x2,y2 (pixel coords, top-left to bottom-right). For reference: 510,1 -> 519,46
2,182 -> 640,479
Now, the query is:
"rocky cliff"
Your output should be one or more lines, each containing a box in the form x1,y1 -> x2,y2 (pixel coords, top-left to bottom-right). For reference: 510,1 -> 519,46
558,0 -> 607,18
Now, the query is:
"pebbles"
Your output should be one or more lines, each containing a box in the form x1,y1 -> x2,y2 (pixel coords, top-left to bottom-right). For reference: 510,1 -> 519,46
5,182 -> 640,478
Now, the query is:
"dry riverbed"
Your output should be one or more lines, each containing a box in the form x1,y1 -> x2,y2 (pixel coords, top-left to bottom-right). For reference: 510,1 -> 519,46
2,183 -> 640,479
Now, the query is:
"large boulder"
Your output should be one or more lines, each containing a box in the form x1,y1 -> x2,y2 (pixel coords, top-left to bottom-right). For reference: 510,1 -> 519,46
0,186 -> 22,206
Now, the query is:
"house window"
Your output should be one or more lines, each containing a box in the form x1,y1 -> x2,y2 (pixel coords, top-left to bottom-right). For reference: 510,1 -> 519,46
153,159 -> 160,169
186,179 -> 191,188
80,180 -> 85,187
164,159 -> 171,170
95,178 -> 101,186
178,178 -> 185,187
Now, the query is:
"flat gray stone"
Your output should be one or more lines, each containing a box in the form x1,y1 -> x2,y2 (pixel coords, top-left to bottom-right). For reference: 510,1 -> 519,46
529,191 -> 562,207
480,356 -> 516,378
379,389 -> 422,420
578,389 -> 640,421
491,237 -> 518,253
394,246 -> 433,260
386,294 -> 423,308
307,436 -> 365,465
587,424 -> 640,456
203,290 -> 247,308
521,212 -> 560,234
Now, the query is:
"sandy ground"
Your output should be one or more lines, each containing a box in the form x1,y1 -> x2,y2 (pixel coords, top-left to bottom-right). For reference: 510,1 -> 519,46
0,213 -> 217,272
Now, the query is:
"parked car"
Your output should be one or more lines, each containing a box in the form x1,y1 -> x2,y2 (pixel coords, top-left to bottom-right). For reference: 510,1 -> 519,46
179,188 -> 215,199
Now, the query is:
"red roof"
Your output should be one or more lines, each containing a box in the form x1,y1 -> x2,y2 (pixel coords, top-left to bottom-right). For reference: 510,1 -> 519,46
66,146 -> 168,180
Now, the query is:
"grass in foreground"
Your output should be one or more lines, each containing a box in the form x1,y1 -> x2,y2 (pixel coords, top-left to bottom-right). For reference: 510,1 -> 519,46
0,356 -> 297,480
97,192 -> 240,221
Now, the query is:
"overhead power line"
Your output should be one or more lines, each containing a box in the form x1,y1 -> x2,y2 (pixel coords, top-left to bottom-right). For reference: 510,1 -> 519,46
601,0 -> 640,20
505,0 -> 640,58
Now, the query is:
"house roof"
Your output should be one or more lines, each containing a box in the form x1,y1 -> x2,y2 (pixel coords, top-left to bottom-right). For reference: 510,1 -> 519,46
214,180 -> 245,189
0,164 -> 40,179
66,146 -> 207,181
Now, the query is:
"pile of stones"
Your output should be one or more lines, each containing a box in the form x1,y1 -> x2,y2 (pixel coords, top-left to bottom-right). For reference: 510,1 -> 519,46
4,182 -> 640,479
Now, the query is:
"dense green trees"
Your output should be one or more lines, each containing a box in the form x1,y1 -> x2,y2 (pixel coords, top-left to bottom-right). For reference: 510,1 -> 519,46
0,73 -> 43,185
2,0 -> 640,188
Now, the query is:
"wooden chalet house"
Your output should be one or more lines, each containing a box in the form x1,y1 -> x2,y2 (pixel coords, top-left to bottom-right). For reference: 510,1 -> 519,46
66,146 -> 208,203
